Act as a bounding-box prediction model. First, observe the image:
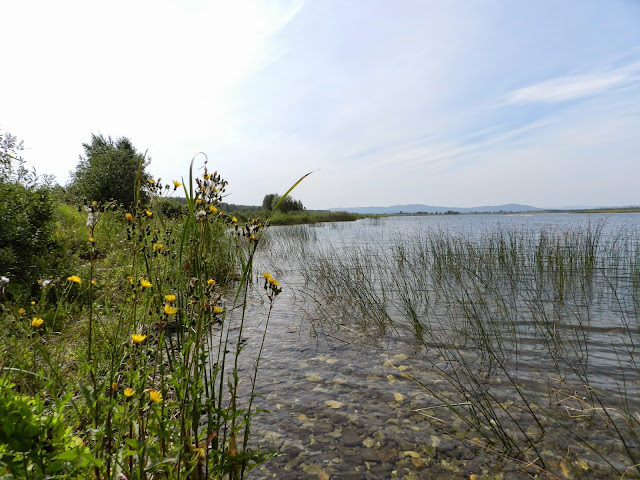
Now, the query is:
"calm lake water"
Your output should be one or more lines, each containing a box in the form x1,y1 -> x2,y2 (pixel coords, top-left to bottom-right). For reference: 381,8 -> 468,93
231,213 -> 640,479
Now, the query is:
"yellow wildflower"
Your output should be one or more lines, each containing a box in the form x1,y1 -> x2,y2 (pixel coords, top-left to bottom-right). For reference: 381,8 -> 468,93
31,317 -> 44,328
30,301 -> 36,306
131,333 -> 147,344
148,179 -> 155,185
91,280 -> 97,286
207,279 -> 216,286
232,217 -> 238,223
195,199 -> 202,205
153,243 -> 163,251
125,213 -> 133,221
140,278 -> 152,289
173,180 -> 182,188
263,272 -> 272,279
111,382 -> 118,391
19,308 -> 25,315
149,390 -> 163,403
67,275 -> 82,284
89,236 -> 95,243
249,234 -> 255,241
145,210 -> 153,217
268,277 -> 279,287
213,306 -> 224,314
164,304 -> 178,315
203,173 -> 210,180
126,276 -> 133,284
124,387 -> 135,398
209,205 -> 218,214
164,294 -> 176,303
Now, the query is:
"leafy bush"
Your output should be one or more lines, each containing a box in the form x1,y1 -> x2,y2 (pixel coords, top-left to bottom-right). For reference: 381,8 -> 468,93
0,131 -> 61,290
262,192 -> 304,213
157,197 -> 185,219
0,376 -> 98,478
69,134 -> 150,208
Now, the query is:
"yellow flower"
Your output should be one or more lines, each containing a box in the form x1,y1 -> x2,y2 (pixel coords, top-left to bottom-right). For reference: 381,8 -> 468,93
153,243 -> 163,251
67,275 -> 82,285
149,390 -> 163,403
89,236 -> 95,243
125,213 -> 133,221
232,217 -> 238,223
209,205 -> 218,214
195,199 -> 202,205
263,272 -> 272,279
18,308 -> 25,315
148,179 -> 155,185
268,277 -> 279,287
140,278 -> 152,289
124,387 -> 135,398
30,301 -> 36,306
207,279 -> 216,286
213,306 -> 224,314
131,333 -> 147,344
145,210 -> 153,217
126,276 -> 133,284
173,180 -> 182,188
164,304 -> 178,315
202,173 -> 210,180
91,280 -> 97,286
249,234 -> 255,241
111,382 -> 118,391
31,317 -> 44,328
164,294 -> 176,303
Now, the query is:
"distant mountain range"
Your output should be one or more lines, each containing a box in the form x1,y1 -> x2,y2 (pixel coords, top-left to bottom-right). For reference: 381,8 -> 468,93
328,203 -> 541,214
327,203 -> 640,214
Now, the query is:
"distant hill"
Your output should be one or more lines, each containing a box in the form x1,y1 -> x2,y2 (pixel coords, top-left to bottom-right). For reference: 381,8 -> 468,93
328,203 -> 541,214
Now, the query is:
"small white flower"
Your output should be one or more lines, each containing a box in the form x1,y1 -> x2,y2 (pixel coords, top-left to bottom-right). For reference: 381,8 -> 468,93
0,276 -> 9,285
195,210 -> 207,221
85,207 -> 98,227
41,279 -> 51,287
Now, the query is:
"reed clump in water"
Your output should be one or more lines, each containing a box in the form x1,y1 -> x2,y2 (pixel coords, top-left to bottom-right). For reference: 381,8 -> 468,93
285,223 -> 640,478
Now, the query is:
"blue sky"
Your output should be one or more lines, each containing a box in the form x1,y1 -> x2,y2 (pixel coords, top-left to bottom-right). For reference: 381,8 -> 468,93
2,0 -> 639,209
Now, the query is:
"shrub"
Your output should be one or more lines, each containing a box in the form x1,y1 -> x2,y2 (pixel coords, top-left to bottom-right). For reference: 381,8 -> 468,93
0,376 -> 97,478
262,192 -> 304,213
68,134 -> 151,209
0,131 -> 61,290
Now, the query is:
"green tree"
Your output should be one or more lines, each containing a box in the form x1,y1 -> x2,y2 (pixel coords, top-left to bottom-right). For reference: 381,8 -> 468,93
262,193 -> 304,213
262,193 -> 277,211
69,134 -> 150,208
0,131 -> 59,287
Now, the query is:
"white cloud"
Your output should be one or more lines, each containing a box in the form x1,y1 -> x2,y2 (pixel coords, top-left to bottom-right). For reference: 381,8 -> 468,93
506,63 -> 640,104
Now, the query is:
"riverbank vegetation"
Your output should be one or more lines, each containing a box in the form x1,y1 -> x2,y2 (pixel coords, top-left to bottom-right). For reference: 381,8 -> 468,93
0,131 -> 295,478
265,220 -> 640,478
161,195 -> 364,226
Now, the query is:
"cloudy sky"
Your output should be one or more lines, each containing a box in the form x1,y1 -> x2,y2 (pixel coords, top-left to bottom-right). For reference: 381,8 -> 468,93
2,0 -> 640,209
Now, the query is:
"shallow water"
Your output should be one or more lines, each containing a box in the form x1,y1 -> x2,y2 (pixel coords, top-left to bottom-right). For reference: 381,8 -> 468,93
227,214 -> 640,479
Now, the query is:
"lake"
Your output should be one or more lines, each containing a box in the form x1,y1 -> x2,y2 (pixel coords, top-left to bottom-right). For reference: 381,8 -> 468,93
232,213 -> 640,479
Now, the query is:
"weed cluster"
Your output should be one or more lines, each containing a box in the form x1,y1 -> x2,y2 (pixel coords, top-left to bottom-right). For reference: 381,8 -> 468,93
282,222 -> 640,478
0,160 -> 289,478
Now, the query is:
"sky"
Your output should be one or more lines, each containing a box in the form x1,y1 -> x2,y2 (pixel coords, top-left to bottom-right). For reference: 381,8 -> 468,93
2,0 -> 640,209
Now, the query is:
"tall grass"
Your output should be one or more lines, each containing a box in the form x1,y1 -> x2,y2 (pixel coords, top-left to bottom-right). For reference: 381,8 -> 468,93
0,160 -> 293,479
288,222 -> 640,478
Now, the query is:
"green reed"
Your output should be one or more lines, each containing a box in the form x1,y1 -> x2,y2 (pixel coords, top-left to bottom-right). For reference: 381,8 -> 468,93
289,222 -> 640,478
